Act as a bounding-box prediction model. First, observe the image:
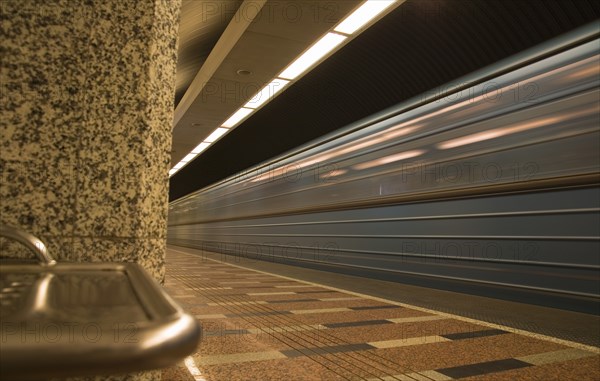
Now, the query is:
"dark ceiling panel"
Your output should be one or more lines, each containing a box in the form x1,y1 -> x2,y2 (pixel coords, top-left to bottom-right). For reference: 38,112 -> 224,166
170,0 -> 600,201
175,0 -> 243,106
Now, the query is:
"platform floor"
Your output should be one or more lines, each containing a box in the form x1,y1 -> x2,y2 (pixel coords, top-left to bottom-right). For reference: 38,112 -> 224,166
162,246 -> 600,381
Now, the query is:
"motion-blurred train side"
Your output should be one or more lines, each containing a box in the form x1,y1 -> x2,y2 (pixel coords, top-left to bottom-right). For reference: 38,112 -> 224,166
168,26 -> 600,314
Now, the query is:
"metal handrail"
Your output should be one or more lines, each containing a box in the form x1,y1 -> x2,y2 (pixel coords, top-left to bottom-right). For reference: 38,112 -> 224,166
0,224 -> 56,266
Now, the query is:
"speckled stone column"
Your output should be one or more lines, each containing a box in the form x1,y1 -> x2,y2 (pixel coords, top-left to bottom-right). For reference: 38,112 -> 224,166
1,0 -> 180,380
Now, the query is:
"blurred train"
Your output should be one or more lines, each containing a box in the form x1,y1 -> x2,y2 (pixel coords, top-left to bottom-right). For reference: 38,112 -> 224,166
168,24 -> 600,314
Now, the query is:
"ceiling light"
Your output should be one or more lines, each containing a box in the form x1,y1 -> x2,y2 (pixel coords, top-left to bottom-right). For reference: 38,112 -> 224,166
279,33 -> 347,80
173,162 -> 185,169
169,169 -> 177,176
180,153 -> 197,163
244,78 -> 290,109
191,142 -> 210,154
205,127 -> 229,143
221,107 -> 253,128
334,0 -> 398,35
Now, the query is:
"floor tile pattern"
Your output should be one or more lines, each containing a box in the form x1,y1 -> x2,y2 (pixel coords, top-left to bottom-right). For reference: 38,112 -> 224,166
162,248 -> 599,381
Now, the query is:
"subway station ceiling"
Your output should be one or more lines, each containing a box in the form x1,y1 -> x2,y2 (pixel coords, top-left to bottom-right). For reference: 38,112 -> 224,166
171,0 -> 368,167
174,0 -> 243,107
169,0 -> 600,201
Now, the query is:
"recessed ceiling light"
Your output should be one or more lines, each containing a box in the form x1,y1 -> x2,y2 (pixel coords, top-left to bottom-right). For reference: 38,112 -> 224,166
244,78 -> 290,109
221,107 -> 254,128
204,127 -> 229,143
236,69 -> 253,76
191,142 -> 210,154
334,0 -> 397,35
180,153 -> 197,163
279,32 -> 347,80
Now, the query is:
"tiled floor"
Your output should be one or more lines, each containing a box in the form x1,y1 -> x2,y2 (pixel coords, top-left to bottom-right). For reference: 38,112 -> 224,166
162,247 -> 600,381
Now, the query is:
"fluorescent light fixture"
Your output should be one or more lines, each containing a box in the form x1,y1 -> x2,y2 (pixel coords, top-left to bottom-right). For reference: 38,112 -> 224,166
244,78 -> 290,109
205,127 -> 229,143
279,33 -> 347,80
191,142 -> 210,154
222,107 -> 253,128
334,0 -> 397,35
180,153 -> 197,163
169,169 -> 177,176
173,162 -> 185,169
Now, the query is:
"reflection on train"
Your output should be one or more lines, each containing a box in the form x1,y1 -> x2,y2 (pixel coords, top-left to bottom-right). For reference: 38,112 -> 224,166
168,28 -> 600,314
